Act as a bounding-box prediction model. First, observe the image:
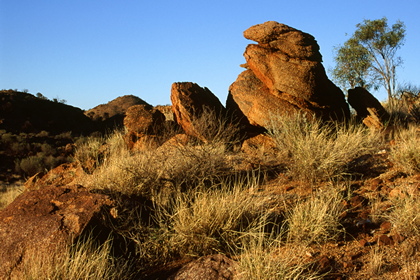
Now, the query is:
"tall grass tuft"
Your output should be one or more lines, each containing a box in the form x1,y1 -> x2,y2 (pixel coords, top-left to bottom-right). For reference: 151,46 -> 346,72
389,125 -> 420,175
285,186 -> 345,244
236,229 -> 324,279
268,113 -> 382,182
11,234 -> 132,280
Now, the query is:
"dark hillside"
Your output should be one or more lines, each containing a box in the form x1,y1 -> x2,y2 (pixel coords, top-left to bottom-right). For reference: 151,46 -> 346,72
0,90 -> 95,135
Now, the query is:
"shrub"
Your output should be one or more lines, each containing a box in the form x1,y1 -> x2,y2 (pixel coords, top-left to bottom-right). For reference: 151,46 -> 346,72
15,155 -> 45,176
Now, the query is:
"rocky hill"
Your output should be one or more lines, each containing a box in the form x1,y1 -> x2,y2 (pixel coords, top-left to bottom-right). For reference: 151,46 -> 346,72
84,95 -> 152,130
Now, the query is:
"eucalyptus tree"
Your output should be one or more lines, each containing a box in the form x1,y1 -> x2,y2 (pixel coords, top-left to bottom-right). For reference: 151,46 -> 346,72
333,17 -> 406,100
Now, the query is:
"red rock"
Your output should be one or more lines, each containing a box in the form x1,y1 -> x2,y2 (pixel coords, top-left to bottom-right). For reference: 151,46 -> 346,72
0,184 -> 113,278
227,21 -> 350,127
171,82 -> 228,142
24,162 -> 85,190
169,254 -> 237,280
380,221 -> 392,233
348,87 -> 390,129
124,104 -> 166,137
377,234 -> 393,246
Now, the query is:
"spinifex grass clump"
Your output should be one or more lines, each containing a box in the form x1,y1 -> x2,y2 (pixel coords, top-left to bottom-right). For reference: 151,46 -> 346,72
236,228 -> 324,280
12,234 -> 132,280
268,113 -> 382,182
389,125 -> 420,175
285,186 -> 345,245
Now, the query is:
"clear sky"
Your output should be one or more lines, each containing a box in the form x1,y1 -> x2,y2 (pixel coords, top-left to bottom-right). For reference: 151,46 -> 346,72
1,0 -> 419,110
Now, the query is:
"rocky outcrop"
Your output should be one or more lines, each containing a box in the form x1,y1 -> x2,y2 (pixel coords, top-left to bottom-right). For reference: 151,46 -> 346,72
227,21 -> 350,128
124,104 -> 166,137
348,87 -> 390,129
0,184 -> 114,279
171,82 -> 228,142
169,254 -> 238,280
123,104 -> 175,151
24,162 -> 85,190
85,95 -> 151,130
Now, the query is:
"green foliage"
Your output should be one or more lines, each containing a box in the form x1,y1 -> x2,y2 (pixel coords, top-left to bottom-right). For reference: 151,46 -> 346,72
332,38 -> 376,90
332,17 -> 406,99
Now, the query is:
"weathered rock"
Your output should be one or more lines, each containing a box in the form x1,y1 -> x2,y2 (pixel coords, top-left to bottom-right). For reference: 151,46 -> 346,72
124,104 -> 166,137
348,87 -> 390,129
227,21 -> 350,127
169,254 -> 238,280
241,133 -> 277,156
24,162 -> 84,190
155,105 -> 175,121
228,70 -> 319,128
243,21 -> 322,62
0,184 -> 113,279
123,104 -> 170,150
171,82 -> 228,141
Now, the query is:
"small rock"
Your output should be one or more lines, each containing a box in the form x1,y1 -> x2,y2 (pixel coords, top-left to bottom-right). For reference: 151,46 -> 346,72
377,234 -> 393,246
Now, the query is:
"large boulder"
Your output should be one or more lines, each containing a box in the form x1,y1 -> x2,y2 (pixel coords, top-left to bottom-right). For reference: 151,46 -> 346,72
227,21 -> 350,128
124,104 -> 166,137
123,104 -> 176,151
348,87 -> 391,129
0,184 -> 114,279
171,82 -> 228,142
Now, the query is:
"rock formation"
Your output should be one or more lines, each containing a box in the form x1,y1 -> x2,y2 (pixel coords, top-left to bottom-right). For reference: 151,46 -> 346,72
171,82 -> 228,142
123,104 -> 177,150
227,21 -> 350,129
348,87 -> 390,129
0,184 -> 114,278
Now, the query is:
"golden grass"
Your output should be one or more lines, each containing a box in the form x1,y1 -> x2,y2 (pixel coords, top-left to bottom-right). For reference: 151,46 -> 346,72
285,185 -> 345,244
268,113 -> 382,182
236,230 -> 324,280
11,234 -> 131,280
0,184 -> 24,210
389,125 -> 420,175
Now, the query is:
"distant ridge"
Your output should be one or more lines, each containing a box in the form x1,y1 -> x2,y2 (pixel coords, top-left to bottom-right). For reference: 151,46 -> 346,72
0,90 -> 95,134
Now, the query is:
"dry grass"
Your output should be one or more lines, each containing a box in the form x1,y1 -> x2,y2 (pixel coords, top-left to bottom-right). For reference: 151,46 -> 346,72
236,230 -> 324,280
366,247 -> 388,277
268,113 -> 382,182
120,173 -> 276,270
11,234 -> 132,280
285,185 -> 345,244
0,183 -> 24,210
389,125 -> 420,175
386,194 -> 420,237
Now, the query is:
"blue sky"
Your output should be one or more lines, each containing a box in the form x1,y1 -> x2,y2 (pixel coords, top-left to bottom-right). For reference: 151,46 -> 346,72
1,0 -> 419,110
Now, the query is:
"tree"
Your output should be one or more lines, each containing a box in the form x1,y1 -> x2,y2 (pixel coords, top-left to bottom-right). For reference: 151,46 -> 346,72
332,17 -> 406,100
